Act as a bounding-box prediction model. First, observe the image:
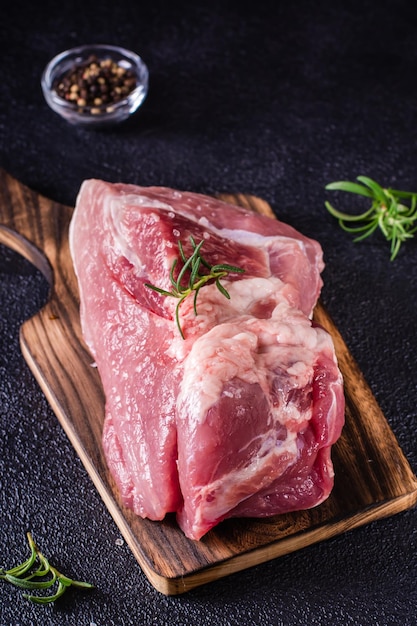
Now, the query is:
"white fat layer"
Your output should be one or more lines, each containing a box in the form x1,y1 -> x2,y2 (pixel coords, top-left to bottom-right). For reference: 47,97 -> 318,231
165,276 -> 289,362
105,196 -> 151,274
106,194 -> 182,275
103,192 -> 301,280
197,221 -> 311,272
207,223 -> 307,253
190,430 -> 299,525
175,277 -> 332,427
117,194 -> 174,211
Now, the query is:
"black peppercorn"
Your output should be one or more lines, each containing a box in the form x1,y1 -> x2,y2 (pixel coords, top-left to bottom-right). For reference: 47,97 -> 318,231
53,54 -> 138,114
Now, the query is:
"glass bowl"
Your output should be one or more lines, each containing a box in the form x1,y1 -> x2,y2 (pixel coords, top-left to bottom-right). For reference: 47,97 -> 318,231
41,44 -> 149,128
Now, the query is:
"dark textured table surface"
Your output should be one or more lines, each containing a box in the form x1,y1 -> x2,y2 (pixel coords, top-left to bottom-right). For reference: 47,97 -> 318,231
1,1 -> 417,624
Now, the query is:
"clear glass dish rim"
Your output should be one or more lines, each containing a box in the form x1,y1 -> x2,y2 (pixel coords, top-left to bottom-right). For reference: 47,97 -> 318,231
41,43 -> 149,121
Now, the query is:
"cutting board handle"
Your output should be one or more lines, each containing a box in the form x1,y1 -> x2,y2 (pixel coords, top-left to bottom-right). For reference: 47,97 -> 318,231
0,223 -> 54,284
0,168 -> 74,288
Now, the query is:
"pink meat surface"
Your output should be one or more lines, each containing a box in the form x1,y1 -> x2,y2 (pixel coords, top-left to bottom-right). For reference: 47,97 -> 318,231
69,179 -> 345,540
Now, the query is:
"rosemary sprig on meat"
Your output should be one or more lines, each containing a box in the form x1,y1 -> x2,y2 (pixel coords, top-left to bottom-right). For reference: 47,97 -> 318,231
0,532 -> 93,604
145,236 -> 245,339
325,175 -> 417,260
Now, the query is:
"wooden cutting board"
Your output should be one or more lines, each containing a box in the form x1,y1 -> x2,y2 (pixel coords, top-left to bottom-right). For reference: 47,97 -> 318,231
1,168 -> 416,595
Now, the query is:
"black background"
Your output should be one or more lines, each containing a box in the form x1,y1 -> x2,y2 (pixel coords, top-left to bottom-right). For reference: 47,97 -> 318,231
1,1 -> 417,624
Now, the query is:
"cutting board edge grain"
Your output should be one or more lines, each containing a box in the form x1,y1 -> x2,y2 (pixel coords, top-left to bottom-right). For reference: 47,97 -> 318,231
165,490 -> 417,595
1,169 -> 416,595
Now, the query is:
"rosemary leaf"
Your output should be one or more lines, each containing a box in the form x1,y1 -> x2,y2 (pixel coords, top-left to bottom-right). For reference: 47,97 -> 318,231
325,175 -> 417,260
145,236 -> 245,337
0,532 -> 93,605
325,181 -> 374,198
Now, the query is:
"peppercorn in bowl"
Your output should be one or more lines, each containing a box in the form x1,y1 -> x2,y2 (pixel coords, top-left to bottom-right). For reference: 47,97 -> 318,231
41,44 -> 149,128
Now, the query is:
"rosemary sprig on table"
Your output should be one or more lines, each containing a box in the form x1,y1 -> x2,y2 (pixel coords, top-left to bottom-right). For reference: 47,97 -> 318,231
145,236 -> 245,339
0,532 -> 93,604
325,175 -> 417,260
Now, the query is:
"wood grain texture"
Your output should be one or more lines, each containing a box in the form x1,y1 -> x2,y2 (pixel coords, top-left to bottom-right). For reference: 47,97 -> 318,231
1,168 -> 416,595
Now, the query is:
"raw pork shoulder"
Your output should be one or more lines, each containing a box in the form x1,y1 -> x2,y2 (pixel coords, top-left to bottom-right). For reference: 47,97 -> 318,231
69,180 -> 345,540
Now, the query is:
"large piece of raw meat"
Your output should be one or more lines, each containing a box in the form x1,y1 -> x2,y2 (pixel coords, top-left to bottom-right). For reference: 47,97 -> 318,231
69,180 -> 345,540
